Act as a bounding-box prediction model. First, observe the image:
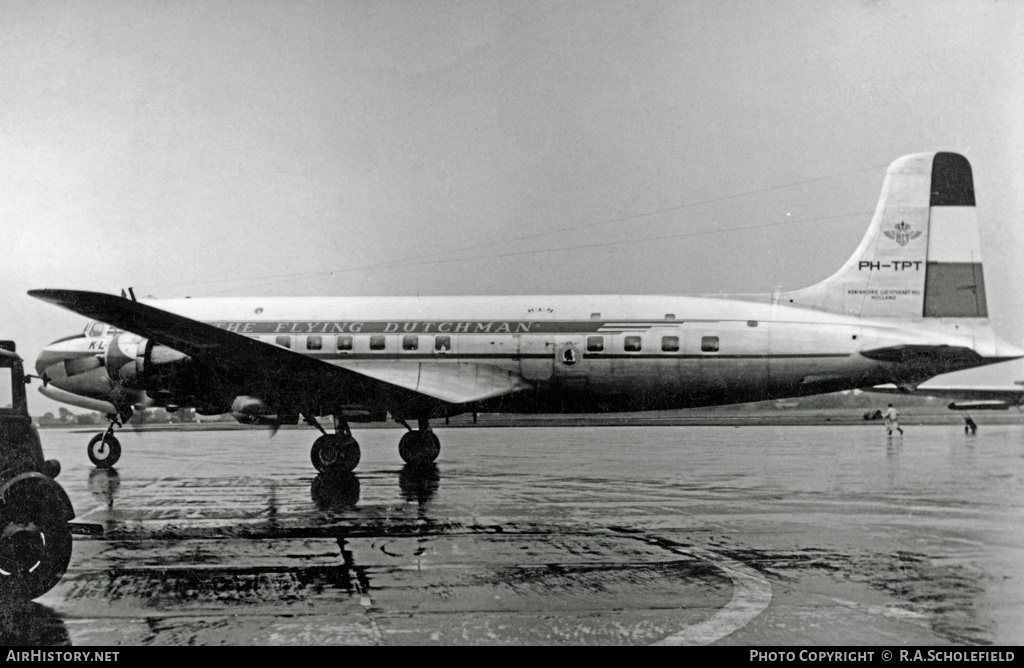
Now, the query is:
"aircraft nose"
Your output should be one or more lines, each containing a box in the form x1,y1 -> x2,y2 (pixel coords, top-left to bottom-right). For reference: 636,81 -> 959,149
34,335 -> 98,383
35,345 -> 66,378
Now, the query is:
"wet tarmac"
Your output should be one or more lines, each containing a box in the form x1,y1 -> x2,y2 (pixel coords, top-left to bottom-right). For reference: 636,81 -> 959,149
4,424 -> 1023,646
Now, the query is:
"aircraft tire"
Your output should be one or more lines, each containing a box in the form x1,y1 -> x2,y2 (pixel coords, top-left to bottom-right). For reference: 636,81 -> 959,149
310,434 -> 360,473
87,434 -> 121,469
0,477 -> 73,602
398,430 -> 440,465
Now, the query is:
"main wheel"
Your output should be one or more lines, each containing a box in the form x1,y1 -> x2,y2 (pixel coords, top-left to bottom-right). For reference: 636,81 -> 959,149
310,434 -> 361,473
0,479 -> 73,602
398,430 -> 441,465
87,433 -> 121,469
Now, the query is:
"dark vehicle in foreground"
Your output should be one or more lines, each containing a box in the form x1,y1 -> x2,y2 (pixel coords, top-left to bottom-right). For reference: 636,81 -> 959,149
0,341 -> 74,602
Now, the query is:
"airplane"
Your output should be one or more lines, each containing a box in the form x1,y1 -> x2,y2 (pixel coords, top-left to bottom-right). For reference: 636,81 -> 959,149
31,151 -> 1023,472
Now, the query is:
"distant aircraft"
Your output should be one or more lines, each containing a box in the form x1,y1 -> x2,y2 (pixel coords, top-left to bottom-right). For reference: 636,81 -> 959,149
867,380 -> 1024,411
31,152 -> 1022,471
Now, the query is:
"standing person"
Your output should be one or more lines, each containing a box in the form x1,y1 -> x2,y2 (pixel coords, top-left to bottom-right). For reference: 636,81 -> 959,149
883,403 -> 903,436
964,415 -> 978,434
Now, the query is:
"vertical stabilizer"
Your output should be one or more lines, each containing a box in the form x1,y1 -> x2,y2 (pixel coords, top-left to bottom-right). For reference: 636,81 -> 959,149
779,152 -> 986,319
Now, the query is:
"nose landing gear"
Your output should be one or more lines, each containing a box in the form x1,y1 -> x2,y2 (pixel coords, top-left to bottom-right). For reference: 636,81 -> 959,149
87,428 -> 121,470
86,412 -> 128,469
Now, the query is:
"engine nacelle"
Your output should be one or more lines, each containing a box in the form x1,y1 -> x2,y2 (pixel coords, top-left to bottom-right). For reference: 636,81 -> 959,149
104,334 -> 196,393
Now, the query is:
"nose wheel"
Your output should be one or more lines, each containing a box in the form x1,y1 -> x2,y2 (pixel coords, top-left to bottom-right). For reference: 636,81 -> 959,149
86,413 -> 128,469
86,433 -> 121,469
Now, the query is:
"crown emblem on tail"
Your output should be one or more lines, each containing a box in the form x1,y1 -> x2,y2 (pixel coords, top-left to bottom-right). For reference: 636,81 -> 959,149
883,221 -> 922,247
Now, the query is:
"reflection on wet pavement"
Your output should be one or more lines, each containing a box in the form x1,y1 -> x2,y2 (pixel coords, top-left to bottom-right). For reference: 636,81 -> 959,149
398,463 -> 440,503
87,469 -> 119,508
14,425 -> 1024,645
311,471 -> 361,511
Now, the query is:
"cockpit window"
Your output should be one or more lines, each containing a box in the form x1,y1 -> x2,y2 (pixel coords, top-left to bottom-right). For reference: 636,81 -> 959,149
88,322 -> 105,338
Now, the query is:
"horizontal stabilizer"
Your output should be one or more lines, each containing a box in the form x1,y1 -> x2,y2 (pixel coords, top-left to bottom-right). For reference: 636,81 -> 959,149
947,401 -> 1011,411
868,383 -> 1024,405
859,345 -> 981,365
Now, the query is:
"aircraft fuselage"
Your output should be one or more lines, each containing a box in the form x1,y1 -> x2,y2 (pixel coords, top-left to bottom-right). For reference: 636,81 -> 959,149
38,293 -> 1008,417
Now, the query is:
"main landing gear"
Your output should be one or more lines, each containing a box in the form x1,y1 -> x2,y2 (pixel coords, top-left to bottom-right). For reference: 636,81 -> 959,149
398,418 -> 440,465
308,417 -> 360,474
305,416 -> 443,473
86,416 -> 124,469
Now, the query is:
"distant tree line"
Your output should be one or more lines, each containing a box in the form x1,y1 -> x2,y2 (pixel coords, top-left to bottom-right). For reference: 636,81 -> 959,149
32,390 -> 944,427
35,406 -> 235,427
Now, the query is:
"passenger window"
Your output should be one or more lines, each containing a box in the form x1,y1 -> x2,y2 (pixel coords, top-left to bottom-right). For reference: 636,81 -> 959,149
662,336 -> 679,352
434,336 -> 451,352
370,335 -> 386,351
403,335 -> 418,351
624,336 -> 642,352
586,336 -> 604,352
337,335 -> 353,351
664,313 -> 676,320
701,336 -> 719,352
275,335 -> 291,349
307,335 -> 322,351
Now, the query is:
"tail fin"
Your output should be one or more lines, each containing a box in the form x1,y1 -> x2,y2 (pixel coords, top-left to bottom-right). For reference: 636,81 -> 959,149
780,152 -> 986,319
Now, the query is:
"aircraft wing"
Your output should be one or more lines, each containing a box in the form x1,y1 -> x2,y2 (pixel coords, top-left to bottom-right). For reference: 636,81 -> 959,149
28,289 -> 530,413
337,361 -> 531,405
866,383 -> 1024,410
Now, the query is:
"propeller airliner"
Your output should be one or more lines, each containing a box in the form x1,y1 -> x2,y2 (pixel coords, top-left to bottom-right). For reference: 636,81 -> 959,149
32,152 -> 1022,471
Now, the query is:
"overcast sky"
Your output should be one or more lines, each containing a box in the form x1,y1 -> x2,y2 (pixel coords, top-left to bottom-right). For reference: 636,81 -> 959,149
3,0 -> 1023,412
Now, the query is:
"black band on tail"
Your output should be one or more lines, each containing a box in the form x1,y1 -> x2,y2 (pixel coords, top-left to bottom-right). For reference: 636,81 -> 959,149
930,152 -> 975,206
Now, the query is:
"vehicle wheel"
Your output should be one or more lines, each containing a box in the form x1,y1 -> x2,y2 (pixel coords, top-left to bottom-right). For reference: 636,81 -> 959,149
87,434 -> 121,469
310,434 -> 360,473
399,430 -> 440,465
0,480 -> 73,602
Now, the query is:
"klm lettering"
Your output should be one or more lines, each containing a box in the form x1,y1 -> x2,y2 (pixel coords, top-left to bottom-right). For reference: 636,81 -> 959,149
858,260 -> 922,272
